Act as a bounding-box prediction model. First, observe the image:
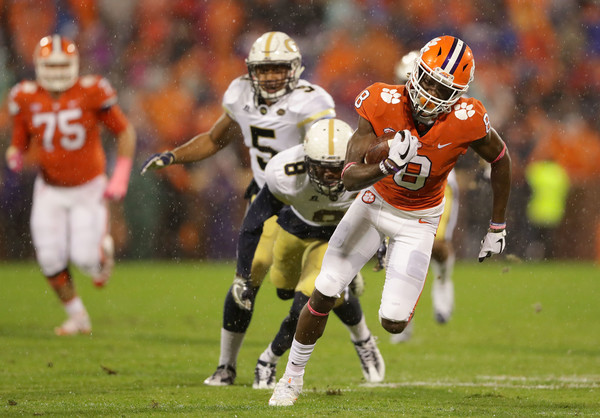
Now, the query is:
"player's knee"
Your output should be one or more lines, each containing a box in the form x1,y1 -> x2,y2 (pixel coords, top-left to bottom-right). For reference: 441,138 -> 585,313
276,288 -> 295,300
37,250 -> 66,277
381,318 -> 409,334
71,248 -> 99,277
432,240 -> 449,262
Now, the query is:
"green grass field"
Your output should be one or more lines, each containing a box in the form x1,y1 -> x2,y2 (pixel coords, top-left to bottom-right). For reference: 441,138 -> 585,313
1,259 -> 599,416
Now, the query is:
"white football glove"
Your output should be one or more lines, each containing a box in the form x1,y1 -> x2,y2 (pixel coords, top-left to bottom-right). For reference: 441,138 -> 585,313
478,230 -> 507,262
385,129 -> 419,172
140,151 -> 175,175
231,275 -> 254,311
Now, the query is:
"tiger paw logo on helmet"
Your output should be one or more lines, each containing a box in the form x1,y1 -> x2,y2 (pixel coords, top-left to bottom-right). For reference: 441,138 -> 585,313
454,102 -> 475,120
380,88 -> 401,104
421,37 -> 442,53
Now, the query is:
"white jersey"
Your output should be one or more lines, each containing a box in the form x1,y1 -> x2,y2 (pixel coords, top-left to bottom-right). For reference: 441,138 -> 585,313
265,145 -> 356,227
223,76 -> 336,188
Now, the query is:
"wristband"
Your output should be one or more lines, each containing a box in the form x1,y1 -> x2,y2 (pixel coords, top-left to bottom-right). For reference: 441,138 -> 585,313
379,160 -> 389,175
489,221 -> 506,231
383,158 -> 401,174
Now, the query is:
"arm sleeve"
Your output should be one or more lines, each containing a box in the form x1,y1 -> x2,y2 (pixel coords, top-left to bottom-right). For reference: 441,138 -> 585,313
98,104 -> 129,135
10,112 -> 30,151
236,186 -> 284,279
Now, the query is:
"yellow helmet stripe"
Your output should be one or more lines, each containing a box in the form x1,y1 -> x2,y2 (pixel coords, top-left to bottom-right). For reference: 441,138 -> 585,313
297,109 -> 336,128
328,119 -> 335,154
264,32 -> 276,58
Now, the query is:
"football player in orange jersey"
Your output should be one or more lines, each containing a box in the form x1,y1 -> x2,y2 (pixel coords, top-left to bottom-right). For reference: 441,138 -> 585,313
270,35 -> 511,406
388,50 -> 460,343
5,34 -> 136,336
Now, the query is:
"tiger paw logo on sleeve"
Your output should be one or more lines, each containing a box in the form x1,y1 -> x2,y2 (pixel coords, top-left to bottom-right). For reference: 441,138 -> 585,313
380,88 -> 401,104
454,102 -> 475,120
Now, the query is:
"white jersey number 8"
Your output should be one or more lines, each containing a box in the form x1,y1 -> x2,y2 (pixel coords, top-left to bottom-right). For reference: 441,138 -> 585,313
393,155 -> 431,191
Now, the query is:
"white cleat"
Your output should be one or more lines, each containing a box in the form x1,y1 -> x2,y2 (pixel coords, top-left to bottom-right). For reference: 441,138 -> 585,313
54,312 -> 91,336
389,321 -> 414,344
203,364 -> 236,386
268,375 -> 303,406
253,359 -> 277,389
432,276 -> 454,324
93,235 -> 114,288
353,335 -> 385,383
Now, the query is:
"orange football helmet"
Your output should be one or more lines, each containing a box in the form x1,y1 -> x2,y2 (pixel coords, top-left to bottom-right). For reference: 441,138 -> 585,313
34,34 -> 79,92
407,36 -> 475,122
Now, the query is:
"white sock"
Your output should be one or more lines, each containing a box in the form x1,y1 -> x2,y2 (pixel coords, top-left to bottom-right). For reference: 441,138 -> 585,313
444,253 -> 455,282
64,297 -> 86,317
259,344 -> 280,365
430,258 -> 442,281
346,315 -> 371,343
218,328 -> 245,368
285,339 -> 315,377
431,252 -> 455,282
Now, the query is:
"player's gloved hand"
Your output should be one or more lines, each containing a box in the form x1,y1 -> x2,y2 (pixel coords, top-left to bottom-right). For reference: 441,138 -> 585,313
349,272 -> 365,297
373,238 -> 387,272
5,146 -> 23,173
385,129 -> 419,173
140,151 -> 175,175
478,229 -> 507,262
232,275 -> 255,311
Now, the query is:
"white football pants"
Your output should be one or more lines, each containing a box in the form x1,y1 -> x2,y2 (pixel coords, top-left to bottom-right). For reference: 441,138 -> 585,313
315,187 -> 441,323
30,175 -> 109,277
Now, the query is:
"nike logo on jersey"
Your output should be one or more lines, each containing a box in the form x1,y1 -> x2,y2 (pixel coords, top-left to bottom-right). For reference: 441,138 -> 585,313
437,142 -> 452,149
418,218 -> 432,225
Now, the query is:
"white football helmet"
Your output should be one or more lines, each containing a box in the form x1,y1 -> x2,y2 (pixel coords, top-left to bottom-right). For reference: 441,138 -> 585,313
407,36 -> 475,123
34,34 -> 79,92
394,50 -> 419,84
304,118 -> 353,200
246,31 -> 304,102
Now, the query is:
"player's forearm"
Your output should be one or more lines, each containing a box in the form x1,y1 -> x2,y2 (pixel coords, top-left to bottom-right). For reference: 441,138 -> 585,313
171,132 -> 222,164
489,150 -> 512,223
116,123 -> 136,159
341,162 -> 387,191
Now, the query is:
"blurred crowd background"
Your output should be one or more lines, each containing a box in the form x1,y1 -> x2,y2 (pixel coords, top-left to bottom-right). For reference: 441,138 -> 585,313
0,0 -> 599,262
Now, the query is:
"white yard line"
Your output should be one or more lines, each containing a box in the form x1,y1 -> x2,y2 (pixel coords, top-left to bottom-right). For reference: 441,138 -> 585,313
360,375 -> 600,390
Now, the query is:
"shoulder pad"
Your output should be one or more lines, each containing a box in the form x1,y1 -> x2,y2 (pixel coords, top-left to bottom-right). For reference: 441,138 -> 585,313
223,76 -> 250,107
79,75 -> 101,88
288,82 -> 335,114
12,81 -> 38,96
8,81 -> 38,115
450,97 -> 490,138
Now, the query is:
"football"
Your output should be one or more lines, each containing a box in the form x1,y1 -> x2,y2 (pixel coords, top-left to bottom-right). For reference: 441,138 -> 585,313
364,131 -> 396,164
